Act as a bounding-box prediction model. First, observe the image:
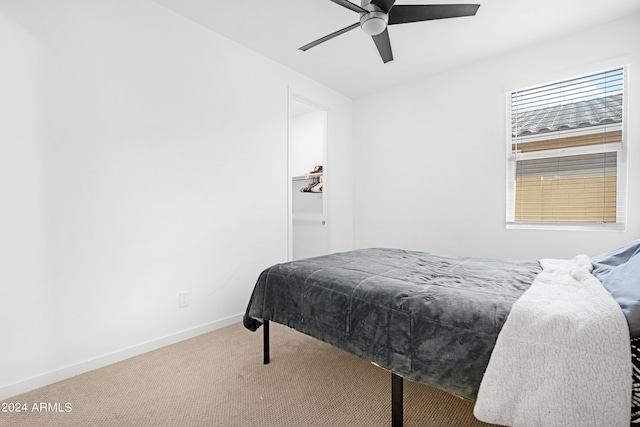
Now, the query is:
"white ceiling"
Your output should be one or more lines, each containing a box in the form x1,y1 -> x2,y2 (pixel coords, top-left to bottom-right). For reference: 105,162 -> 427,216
153,0 -> 640,98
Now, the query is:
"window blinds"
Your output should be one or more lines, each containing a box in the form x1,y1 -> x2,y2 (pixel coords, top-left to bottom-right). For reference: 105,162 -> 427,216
509,67 -> 625,226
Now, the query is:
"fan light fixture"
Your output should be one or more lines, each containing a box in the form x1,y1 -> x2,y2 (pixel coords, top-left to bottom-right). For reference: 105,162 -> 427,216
361,15 -> 387,35
360,8 -> 388,36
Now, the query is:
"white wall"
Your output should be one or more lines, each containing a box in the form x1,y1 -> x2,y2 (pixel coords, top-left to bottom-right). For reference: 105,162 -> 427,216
0,0 -> 352,398
353,12 -> 640,261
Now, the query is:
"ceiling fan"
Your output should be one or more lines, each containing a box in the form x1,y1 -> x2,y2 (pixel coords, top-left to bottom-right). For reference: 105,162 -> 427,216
299,0 -> 480,63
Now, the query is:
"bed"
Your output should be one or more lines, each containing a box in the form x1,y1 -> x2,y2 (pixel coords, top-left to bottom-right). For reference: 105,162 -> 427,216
243,244 -> 640,426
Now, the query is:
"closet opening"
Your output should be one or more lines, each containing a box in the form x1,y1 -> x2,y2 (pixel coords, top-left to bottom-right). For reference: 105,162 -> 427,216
288,94 -> 329,261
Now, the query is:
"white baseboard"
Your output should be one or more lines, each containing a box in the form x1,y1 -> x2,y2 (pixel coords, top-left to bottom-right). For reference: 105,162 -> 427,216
0,313 -> 243,401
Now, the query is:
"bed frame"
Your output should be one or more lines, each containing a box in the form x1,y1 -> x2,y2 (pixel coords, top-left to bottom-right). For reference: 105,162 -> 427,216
261,320 -> 406,426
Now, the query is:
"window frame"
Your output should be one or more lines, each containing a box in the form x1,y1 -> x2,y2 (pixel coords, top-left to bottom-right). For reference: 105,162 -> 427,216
505,66 -> 628,231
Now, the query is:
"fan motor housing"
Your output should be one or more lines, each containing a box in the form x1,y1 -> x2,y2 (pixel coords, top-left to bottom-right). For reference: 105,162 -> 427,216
359,3 -> 388,36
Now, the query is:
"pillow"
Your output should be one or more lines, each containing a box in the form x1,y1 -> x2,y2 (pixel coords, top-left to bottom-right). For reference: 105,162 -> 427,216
592,239 -> 640,338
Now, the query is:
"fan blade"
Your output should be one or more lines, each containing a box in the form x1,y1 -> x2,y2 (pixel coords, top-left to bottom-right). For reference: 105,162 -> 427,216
329,0 -> 368,13
372,28 -> 393,63
299,23 -> 361,51
370,0 -> 396,14
388,4 -> 480,25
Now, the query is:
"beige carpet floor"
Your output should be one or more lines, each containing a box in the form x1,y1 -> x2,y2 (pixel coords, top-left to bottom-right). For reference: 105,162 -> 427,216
0,322 -> 500,426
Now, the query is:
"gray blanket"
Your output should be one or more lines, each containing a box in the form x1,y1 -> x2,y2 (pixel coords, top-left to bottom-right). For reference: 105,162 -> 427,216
243,248 -> 541,399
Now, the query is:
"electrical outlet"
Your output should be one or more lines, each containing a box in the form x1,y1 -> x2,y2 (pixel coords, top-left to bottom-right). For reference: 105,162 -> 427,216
178,291 -> 190,308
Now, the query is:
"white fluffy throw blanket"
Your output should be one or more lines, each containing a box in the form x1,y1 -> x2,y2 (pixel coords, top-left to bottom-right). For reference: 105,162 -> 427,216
474,255 -> 631,427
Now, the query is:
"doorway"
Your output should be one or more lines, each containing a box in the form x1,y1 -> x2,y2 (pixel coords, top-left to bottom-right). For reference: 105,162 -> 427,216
288,94 -> 329,261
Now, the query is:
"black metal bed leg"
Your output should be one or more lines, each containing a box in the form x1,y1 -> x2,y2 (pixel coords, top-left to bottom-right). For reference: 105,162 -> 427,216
392,372 -> 403,427
263,320 -> 270,364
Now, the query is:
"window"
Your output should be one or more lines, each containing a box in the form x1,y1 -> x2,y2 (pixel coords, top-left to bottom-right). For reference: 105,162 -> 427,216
506,67 -> 626,230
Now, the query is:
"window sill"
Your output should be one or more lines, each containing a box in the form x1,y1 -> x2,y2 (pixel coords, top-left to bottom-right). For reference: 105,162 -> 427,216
506,222 -> 625,232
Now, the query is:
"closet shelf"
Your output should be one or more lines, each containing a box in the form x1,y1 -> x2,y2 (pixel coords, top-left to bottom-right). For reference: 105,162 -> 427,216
292,172 -> 323,181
